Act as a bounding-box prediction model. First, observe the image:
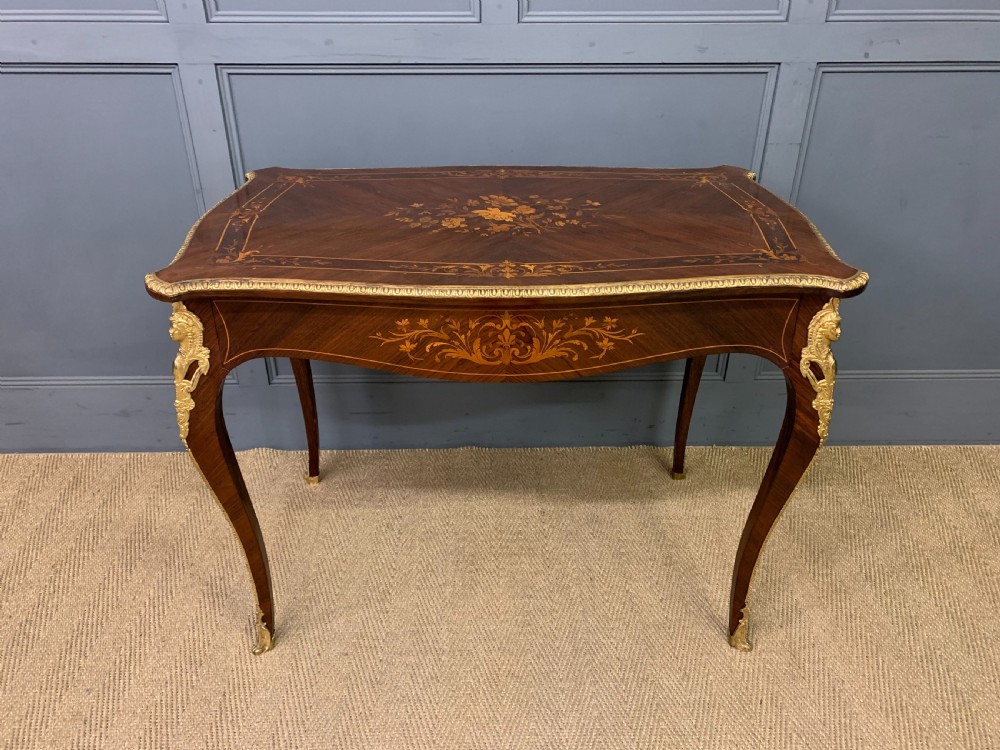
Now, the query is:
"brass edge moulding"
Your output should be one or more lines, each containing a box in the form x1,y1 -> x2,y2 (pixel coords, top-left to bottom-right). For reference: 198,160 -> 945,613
145,269 -> 870,301
799,298 -> 841,444
169,302 -> 211,447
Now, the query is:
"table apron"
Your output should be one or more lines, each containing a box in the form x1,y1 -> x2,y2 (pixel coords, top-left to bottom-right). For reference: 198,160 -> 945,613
209,296 -> 803,382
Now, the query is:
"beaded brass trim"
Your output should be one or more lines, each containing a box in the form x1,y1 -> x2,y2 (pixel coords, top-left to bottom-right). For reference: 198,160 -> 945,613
169,302 -> 210,447
145,269 -> 868,301
800,298 -> 841,444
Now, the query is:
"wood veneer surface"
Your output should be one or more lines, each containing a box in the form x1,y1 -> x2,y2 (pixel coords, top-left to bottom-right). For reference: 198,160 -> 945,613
150,166 -> 864,300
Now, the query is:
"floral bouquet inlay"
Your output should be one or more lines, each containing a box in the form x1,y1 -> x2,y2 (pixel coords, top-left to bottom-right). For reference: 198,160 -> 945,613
385,194 -> 603,237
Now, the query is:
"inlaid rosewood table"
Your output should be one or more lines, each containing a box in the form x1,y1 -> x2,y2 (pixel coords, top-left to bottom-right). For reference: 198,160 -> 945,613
145,165 -> 868,655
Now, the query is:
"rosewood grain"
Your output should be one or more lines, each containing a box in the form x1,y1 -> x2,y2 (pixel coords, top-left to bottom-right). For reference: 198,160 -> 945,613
209,297 -> 801,381
147,166 -> 867,302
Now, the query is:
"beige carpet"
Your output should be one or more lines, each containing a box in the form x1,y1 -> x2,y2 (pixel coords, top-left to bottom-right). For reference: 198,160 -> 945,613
2,446 -> 999,749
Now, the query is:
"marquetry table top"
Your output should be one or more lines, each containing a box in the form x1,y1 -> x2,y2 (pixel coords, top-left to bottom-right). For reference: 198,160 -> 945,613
146,165 -> 868,301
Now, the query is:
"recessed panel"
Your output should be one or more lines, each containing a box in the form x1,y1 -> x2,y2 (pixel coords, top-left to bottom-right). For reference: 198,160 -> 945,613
794,67 -> 1000,372
0,69 -> 201,377
0,0 -> 164,20
521,0 -> 785,21
226,67 -> 770,175
828,0 -> 1000,20
207,0 -> 476,22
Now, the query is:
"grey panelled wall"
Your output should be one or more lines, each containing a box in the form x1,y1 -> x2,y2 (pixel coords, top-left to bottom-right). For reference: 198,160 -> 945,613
1,1 -> 998,452
0,69 -> 199,379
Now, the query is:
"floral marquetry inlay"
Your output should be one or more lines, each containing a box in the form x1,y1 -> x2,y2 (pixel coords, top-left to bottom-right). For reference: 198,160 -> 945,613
385,193 -> 603,237
372,312 -> 643,367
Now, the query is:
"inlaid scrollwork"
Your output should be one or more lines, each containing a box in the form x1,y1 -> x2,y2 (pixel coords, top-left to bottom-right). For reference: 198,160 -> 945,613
372,311 -> 642,367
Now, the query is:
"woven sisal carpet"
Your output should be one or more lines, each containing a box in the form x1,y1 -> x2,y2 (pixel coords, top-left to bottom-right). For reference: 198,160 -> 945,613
2,446 -> 998,749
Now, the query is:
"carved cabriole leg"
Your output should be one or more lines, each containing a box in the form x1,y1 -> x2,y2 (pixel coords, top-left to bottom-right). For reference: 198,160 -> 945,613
671,355 -> 707,480
290,358 -> 320,483
728,298 -> 841,651
169,301 -> 275,655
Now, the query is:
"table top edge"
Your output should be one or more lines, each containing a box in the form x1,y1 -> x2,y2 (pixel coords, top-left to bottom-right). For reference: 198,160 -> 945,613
149,165 -> 868,303
145,269 -> 869,303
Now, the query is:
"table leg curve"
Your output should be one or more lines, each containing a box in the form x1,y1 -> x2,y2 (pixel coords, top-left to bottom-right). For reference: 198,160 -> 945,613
727,298 -> 841,651
727,370 -> 822,651
184,367 -> 275,654
670,355 -> 707,480
169,302 -> 276,654
290,358 -> 320,484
